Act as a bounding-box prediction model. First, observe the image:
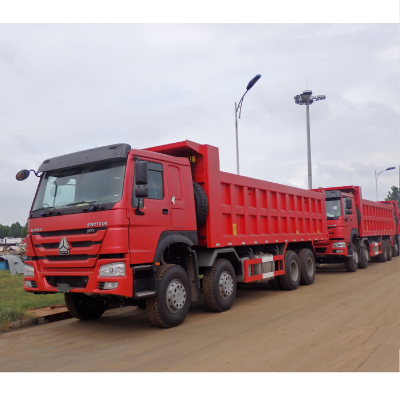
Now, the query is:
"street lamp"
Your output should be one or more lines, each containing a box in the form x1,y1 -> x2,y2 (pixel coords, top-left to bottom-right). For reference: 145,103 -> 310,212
294,90 -> 326,189
375,167 -> 395,200
235,74 -> 261,175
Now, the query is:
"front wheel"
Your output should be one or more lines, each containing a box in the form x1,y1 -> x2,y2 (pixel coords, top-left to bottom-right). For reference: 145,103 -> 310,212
345,243 -> 358,272
64,293 -> 109,320
146,264 -> 191,328
202,258 -> 236,312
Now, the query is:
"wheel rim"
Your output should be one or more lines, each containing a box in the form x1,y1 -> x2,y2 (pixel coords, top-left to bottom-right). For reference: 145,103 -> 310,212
219,271 -> 234,299
305,257 -> 314,276
352,248 -> 358,264
166,279 -> 186,314
290,260 -> 299,282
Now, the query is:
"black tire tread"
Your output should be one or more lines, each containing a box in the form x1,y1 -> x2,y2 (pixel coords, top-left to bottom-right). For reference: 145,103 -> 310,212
345,243 -> 358,272
146,264 -> 174,328
278,250 -> 300,291
386,239 -> 392,261
202,259 -> 235,312
358,243 -> 368,269
298,248 -> 316,285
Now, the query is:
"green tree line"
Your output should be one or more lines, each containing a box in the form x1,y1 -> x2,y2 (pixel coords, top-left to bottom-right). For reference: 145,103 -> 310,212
0,222 -> 28,238
385,186 -> 399,206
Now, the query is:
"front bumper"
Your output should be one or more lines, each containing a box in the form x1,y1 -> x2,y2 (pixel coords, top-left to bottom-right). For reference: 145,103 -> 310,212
24,257 -> 133,297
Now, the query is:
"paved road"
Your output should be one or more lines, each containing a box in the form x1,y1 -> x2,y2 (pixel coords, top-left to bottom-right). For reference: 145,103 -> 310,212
1,259 -> 399,372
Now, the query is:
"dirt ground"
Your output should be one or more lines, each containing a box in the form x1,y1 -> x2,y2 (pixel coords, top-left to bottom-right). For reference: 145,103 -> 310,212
1,258 -> 399,372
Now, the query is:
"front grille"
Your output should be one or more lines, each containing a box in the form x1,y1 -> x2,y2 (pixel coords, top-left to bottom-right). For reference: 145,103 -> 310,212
33,227 -> 106,237
41,255 -> 97,261
36,241 -> 102,249
98,282 -> 105,290
46,276 -> 89,288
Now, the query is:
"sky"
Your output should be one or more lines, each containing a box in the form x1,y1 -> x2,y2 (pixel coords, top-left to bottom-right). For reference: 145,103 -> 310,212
0,4 -> 399,226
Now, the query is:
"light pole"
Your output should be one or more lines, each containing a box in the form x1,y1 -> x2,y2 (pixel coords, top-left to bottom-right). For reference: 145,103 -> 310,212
375,167 -> 395,200
235,74 -> 261,175
294,90 -> 326,189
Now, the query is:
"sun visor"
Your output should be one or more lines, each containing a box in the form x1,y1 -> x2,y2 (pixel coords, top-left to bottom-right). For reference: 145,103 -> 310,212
38,143 -> 131,172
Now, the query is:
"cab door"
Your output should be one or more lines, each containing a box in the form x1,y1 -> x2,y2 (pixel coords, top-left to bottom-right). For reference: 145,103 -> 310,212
128,159 -> 170,265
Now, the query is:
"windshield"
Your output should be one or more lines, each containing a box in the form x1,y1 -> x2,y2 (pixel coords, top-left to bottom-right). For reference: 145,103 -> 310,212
326,199 -> 342,220
32,159 -> 126,212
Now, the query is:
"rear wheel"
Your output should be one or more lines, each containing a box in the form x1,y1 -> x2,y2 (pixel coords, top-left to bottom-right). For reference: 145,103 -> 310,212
386,239 -> 392,261
358,243 -> 369,269
393,240 -> 399,257
279,250 -> 301,290
202,258 -> 236,312
345,243 -> 358,272
146,264 -> 191,328
378,241 -> 387,263
64,293 -> 109,320
298,248 -> 316,285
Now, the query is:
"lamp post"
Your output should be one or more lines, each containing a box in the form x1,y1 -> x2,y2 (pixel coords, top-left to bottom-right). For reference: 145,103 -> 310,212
294,90 -> 326,189
235,74 -> 261,175
375,167 -> 395,200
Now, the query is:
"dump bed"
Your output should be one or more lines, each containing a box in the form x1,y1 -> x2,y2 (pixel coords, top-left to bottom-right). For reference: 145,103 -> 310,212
146,140 -> 328,248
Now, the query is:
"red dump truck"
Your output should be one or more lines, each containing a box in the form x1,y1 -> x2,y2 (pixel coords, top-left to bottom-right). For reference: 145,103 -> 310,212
313,186 -> 399,272
17,141 -> 328,328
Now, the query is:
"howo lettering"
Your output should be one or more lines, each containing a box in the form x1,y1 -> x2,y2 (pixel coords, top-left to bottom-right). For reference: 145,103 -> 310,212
18,140 -> 344,328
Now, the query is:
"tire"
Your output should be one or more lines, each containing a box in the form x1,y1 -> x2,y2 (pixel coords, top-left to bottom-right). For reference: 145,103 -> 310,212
298,248 -> 316,285
64,293 -> 109,320
358,243 -> 369,269
386,239 -> 392,261
393,240 -> 399,258
146,264 -> 191,328
278,250 -> 301,290
193,182 -> 209,228
378,240 -> 387,263
345,243 -> 358,272
202,258 -> 236,312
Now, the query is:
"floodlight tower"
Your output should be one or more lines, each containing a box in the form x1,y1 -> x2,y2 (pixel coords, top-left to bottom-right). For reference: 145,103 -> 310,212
294,90 -> 326,189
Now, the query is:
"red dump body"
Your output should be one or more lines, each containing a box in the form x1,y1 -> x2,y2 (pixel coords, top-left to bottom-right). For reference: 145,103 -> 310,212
146,141 -> 328,247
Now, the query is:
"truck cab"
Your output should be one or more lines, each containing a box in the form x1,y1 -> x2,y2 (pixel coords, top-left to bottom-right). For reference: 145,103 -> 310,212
314,190 -> 358,262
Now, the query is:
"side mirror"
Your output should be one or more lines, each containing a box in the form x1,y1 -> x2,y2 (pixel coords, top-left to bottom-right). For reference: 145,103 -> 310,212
16,170 -> 30,181
346,209 -> 353,215
135,187 -> 149,199
346,198 -> 352,209
135,161 -> 148,185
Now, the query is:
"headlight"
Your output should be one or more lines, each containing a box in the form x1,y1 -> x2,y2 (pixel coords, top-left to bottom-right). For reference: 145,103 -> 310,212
24,265 -> 35,276
99,262 -> 126,277
332,242 -> 345,248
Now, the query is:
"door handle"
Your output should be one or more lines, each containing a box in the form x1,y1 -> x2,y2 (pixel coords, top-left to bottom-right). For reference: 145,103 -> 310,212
162,209 -> 169,215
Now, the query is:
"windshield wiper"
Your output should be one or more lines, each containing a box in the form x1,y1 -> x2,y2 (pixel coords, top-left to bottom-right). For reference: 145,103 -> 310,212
66,200 -> 96,206
32,205 -> 55,212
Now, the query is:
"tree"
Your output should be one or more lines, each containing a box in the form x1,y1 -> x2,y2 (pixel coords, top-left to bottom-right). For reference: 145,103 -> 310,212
8,222 -> 22,238
385,186 -> 399,206
21,221 -> 28,238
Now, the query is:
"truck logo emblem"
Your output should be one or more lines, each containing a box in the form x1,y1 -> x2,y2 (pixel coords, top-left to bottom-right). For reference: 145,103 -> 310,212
59,237 -> 70,255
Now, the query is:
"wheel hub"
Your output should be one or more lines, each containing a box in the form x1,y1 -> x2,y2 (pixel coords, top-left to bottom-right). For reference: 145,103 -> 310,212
219,271 -> 234,299
166,279 -> 186,314
290,260 -> 299,281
